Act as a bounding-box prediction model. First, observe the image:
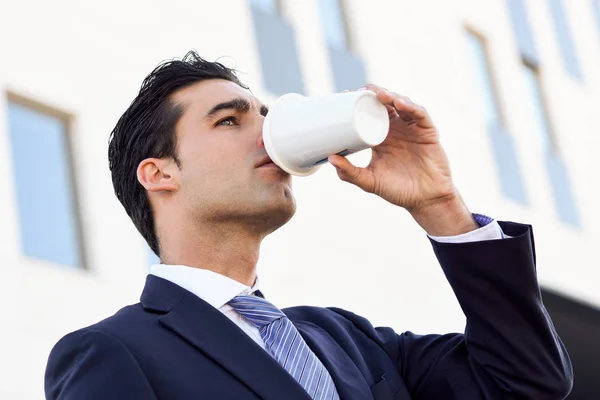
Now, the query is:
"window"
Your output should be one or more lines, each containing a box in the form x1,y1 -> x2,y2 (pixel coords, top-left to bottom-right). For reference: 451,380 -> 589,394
318,0 -> 349,50
465,31 -> 502,127
547,0 -> 582,79
465,30 -> 527,203
7,96 -> 83,268
249,0 -> 305,95
521,64 -> 556,153
592,0 -> 600,39
249,0 -> 278,14
506,1 -> 579,224
506,0 -> 538,64
318,0 -> 366,91
520,65 -> 580,226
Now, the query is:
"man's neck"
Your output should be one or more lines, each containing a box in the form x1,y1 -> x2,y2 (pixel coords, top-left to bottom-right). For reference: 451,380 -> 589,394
158,222 -> 262,287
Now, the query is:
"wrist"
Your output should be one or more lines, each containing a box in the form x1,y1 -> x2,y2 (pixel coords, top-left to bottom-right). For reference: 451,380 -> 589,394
409,193 -> 478,236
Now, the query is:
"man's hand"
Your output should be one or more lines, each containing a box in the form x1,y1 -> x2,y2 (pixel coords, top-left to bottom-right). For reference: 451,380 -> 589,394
328,84 -> 478,236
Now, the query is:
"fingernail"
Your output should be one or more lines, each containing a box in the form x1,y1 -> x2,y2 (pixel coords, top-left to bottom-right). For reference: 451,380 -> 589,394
357,86 -> 368,91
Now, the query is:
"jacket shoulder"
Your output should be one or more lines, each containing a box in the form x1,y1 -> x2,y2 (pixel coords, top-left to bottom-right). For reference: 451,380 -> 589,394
50,302 -> 150,355
284,305 -> 373,327
45,307 -> 157,399
283,305 -> 387,339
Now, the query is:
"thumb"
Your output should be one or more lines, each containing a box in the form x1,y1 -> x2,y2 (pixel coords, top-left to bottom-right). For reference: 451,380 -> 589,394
328,155 -> 374,192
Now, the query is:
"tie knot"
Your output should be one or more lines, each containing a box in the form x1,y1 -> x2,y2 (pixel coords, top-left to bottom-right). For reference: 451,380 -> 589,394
228,294 -> 286,329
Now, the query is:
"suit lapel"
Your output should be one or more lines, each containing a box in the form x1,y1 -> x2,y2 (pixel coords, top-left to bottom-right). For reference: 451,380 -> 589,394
293,320 -> 374,400
141,275 -> 311,400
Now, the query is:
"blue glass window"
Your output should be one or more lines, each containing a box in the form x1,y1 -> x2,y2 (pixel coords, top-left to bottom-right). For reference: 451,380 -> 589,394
318,0 -> 366,91
506,0 -> 538,63
249,0 -> 278,14
249,0 -> 305,95
592,0 -> 600,40
521,65 -> 555,153
8,100 -> 82,267
548,0 -> 582,79
465,32 -> 502,127
318,0 -> 349,49
520,66 -> 580,226
465,31 -> 527,203
545,153 -> 580,227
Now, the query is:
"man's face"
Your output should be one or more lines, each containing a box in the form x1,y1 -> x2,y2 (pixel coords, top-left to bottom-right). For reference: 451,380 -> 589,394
170,79 -> 296,233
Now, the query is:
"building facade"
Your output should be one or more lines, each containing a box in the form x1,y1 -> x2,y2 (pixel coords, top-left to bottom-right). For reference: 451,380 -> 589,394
1,0 -> 599,398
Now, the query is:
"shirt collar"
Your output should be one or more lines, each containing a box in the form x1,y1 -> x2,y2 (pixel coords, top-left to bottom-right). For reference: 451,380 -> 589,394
149,264 -> 261,310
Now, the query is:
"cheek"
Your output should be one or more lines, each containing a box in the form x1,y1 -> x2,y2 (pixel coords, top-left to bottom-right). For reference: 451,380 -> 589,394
179,138 -> 223,174
179,151 -> 244,194
177,135 -> 250,191
181,134 -> 240,164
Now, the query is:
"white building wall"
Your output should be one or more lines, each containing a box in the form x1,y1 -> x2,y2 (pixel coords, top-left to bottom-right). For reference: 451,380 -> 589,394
0,0 -> 598,398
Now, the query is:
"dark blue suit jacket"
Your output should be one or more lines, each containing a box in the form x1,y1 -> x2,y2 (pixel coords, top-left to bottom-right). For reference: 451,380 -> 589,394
45,222 -> 573,399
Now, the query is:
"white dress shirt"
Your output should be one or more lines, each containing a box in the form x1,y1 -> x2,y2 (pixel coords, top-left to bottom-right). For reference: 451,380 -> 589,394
150,220 -> 506,349
150,264 -> 268,349
428,218 -> 507,243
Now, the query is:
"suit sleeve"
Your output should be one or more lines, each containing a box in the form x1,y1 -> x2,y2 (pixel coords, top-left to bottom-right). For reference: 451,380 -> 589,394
338,222 -> 573,399
45,328 -> 157,400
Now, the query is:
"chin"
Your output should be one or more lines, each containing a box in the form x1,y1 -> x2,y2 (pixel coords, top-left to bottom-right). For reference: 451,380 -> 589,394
260,198 -> 296,234
270,201 -> 296,225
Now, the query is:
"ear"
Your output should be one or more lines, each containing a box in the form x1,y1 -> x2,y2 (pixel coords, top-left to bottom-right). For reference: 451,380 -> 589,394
137,158 -> 179,193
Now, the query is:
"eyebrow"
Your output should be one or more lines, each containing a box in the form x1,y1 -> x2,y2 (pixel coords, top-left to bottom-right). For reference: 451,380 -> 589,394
205,98 -> 269,119
260,104 -> 269,116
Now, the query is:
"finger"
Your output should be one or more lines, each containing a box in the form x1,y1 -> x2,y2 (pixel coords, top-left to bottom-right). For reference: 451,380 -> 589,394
361,83 -> 388,95
328,155 -> 374,193
393,97 -> 435,129
390,95 -> 418,122
386,104 -> 399,119
376,89 -> 404,108
378,90 -> 435,129
376,90 -> 413,122
341,84 -> 385,95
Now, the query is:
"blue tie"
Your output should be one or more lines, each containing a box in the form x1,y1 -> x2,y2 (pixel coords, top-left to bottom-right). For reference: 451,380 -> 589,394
229,294 -> 340,400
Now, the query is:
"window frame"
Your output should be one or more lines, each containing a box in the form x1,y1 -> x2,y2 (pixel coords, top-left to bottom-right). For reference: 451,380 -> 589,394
6,91 -> 87,270
519,59 -> 560,156
464,28 -> 508,130
319,0 -> 354,52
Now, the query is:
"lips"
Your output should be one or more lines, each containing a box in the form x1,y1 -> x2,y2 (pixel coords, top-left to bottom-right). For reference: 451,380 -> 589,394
256,155 -> 276,168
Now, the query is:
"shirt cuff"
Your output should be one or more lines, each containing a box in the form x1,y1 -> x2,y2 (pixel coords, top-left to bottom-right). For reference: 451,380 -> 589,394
428,213 -> 508,244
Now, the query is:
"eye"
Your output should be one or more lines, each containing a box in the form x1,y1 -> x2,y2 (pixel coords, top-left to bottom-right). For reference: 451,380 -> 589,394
216,116 -> 238,127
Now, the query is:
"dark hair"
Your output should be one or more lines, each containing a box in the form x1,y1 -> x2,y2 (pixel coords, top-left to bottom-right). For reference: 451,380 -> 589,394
108,50 -> 247,257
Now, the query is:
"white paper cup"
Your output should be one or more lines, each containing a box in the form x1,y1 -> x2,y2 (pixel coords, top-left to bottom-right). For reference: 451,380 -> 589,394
262,90 -> 390,176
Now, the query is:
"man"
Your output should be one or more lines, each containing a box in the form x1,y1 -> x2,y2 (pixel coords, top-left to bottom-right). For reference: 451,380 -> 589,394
45,51 -> 573,399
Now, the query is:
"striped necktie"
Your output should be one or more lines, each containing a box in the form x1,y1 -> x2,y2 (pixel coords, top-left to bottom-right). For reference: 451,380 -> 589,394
228,294 -> 340,400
